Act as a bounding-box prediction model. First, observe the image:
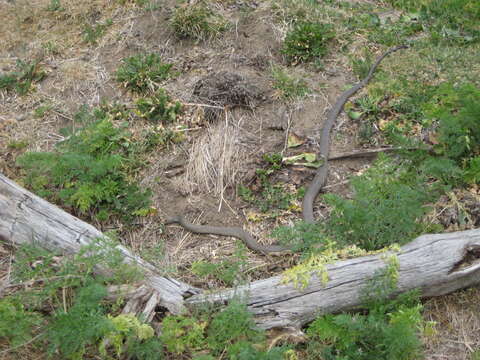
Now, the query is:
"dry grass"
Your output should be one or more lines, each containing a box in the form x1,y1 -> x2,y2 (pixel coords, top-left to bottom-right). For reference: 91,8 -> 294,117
1,0 -> 480,358
423,287 -> 480,360
181,110 -> 245,200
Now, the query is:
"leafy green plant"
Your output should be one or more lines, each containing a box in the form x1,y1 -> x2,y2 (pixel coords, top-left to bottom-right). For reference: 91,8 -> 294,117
2,239 -> 149,359
426,82 -> 480,162
0,60 -> 46,95
207,301 -> 265,356
170,3 -> 229,41
273,155 -> 436,255
324,155 -> 434,251
160,315 -> 207,354
46,0 -> 64,11
305,259 -> 424,360
191,244 -> 247,286
17,106 -> 152,224
100,314 -> 157,358
0,299 -> 43,347
82,19 -> 113,44
47,282 -> 112,359
282,21 -> 334,64
135,89 -> 183,123
271,66 -> 310,99
239,153 -> 300,213
115,53 -> 176,93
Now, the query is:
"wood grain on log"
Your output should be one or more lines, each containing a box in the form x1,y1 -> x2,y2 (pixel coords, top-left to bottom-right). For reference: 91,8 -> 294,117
0,173 -> 199,314
186,230 -> 480,329
2,173 -> 480,330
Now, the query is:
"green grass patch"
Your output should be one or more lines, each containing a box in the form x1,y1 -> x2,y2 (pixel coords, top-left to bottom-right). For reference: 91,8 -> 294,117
0,60 -> 46,95
271,66 -> 310,99
82,19 -> 113,45
282,21 -> 335,64
115,53 -> 176,93
170,3 -> 229,42
191,244 -> 247,287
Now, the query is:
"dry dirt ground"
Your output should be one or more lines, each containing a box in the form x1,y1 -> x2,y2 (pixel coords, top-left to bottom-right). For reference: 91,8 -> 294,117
1,0 -> 479,359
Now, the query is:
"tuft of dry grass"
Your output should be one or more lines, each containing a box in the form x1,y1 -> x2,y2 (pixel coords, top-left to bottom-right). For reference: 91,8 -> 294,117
181,110 -> 245,201
423,287 -> 480,360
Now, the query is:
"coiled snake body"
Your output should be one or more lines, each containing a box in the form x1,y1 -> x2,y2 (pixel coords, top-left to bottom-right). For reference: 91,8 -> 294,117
166,46 -> 408,254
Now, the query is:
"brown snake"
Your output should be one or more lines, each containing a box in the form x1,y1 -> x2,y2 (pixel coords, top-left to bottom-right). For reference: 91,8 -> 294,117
166,45 -> 408,254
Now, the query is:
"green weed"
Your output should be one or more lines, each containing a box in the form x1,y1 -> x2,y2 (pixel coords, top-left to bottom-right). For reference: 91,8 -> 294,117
0,60 -> 46,95
271,66 -> 310,99
273,155 -> 437,255
17,106 -> 153,224
7,140 -> 29,150
0,299 -> 43,347
82,19 -> 113,45
305,259 -> 424,360
191,244 -> 247,286
34,104 -> 53,118
282,21 -> 335,64
170,3 -> 229,42
160,315 -> 207,354
239,153 -> 300,214
115,53 -> 176,93
207,301 -> 265,356
1,239 -> 149,359
135,89 -> 183,123
46,0 -> 64,11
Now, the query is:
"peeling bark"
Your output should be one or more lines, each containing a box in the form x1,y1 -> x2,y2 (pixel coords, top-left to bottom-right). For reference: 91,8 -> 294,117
1,173 -> 480,330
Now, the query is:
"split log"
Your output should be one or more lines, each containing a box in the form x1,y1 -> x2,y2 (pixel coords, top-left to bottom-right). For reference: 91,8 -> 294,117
187,230 -> 480,329
0,173 -> 199,314
1,173 -> 480,330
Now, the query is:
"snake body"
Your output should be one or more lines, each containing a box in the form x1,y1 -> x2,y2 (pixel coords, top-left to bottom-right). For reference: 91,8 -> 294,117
167,45 -> 408,254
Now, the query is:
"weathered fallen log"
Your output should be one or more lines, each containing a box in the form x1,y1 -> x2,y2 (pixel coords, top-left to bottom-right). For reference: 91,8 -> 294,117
187,230 -> 480,329
0,173 -> 199,315
1,173 -> 480,330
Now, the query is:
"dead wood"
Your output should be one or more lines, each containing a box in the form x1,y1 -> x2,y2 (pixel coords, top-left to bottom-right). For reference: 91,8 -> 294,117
186,230 -> 480,329
1,173 -> 480,330
0,173 -> 199,316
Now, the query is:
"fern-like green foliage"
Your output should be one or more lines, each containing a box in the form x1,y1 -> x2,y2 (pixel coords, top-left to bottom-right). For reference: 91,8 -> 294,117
207,301 -> 265,356
160,315 -> 208,354
6,241 -> 148,359
306,260 -> 424,360
324,155 -> 433,251
17,106 -> 152,224
100,314 -> 156,358
115,53 -> 176,93
47,282 -> 112,359
0,299 -> 43,347
227,341 -> 289,360
274,155 -> 435,254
